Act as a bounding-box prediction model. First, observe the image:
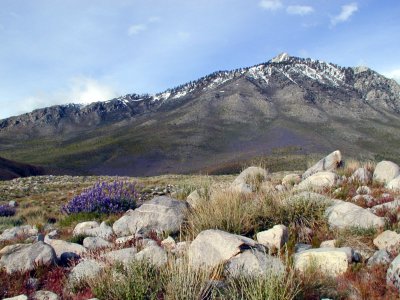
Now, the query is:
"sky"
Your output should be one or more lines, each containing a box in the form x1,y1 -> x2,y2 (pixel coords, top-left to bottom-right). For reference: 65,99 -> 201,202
0,0 -> 400,119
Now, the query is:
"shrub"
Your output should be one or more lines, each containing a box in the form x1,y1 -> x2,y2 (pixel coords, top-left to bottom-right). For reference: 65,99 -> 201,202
61,181 -> 138,215
0,204 -> 16,217
90,261 -> 162,300
222,270 -> 300,300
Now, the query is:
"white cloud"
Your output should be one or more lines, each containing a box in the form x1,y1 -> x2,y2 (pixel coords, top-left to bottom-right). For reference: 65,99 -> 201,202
259,0 -> 283,11
287,5 -> 314,15
383,69 -> 400,83
331,3 -> 358,26
17,77 -> 119,115
128,24 -> 147,35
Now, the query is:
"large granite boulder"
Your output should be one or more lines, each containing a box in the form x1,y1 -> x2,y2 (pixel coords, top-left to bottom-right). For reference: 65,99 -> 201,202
256,224 -> 288,250
325,200 -> 385,229
113,196 -> 188,236
373,230 -> 400,252
0,242 -> 56,273
44,236 -> 86,263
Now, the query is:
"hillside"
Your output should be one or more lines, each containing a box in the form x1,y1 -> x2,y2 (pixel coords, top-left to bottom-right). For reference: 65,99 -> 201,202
0,156 -> 45,180
1,53 -> 400,176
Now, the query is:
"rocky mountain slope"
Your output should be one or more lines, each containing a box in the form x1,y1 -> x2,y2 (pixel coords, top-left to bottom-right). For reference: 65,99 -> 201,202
1,53 -> 400,175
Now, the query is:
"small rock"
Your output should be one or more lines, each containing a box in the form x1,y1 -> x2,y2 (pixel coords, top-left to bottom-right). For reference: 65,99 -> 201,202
83,237 -> 112,250
161,236 -> 176,250
115,235 -> 136,244
320,240 -> 337,248
274,184 -> 286,192
187,190 -> 202,209
373,230 -> 400,252
69,259 -> 104,284
367,250 -> 391,266
350,167 -> 372,184
356,186 -> 371,195
351,194 -> 375,205
32,290 -> 59,300
256,225 -> 288,250
103,248 -> 137,265
282,174 -> 301,186
8,200 -> 17,207
3,295 -> 28,300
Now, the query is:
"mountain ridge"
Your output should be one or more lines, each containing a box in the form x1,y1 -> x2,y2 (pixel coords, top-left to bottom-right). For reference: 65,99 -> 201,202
1,53 -> 400,176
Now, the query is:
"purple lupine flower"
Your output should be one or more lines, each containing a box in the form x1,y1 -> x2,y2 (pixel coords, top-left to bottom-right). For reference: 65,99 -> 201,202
61,180 -> 138,215
0,204 -> 16,217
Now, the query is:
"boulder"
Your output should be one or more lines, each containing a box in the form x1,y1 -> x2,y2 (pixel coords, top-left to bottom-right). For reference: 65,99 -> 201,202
69,259 -> 104,284
297,172 -> 337,191
134,245 -> 168,267
282,173 -> 301,187
373,230 -> 400,252
44,237 -> 86,263
0,225 -> 38,242
387,254 -> 400,291
83,237 -> 112,250
256,225 -> 288,250
373,161 -> 400,184
387,176 -> 400,191
114,196 -> 188,236
302,150 -> 342,180
294,248 -> 350,276
231,166 -> 268,193
113,211 -> 135,237
350,167 -> 372,184
73,221 -> 113,241
351,194 -> 375,206
225,248 -> 284,278
367,250 -> 391,266
32,290 -> 59,300
0,242 -> 56,273
161,236 -> 176,250
188,229 -> 258,269
103,248 -> 137,265
325,200 -> 385,229
187,190 -> 202,209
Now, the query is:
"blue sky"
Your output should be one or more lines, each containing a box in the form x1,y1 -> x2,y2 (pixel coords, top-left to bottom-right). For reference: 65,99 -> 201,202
1,0 -> 399,119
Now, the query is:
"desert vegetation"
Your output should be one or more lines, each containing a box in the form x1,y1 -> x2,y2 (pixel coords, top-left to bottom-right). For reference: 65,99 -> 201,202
0,151 -> 400,299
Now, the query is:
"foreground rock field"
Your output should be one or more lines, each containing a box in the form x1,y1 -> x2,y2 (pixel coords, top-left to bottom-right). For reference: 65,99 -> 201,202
1,151 -> 400,299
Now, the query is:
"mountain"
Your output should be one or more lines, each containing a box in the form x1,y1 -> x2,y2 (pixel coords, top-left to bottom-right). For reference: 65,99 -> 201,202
1,53 -> 400,176
0,156 -> 46,180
